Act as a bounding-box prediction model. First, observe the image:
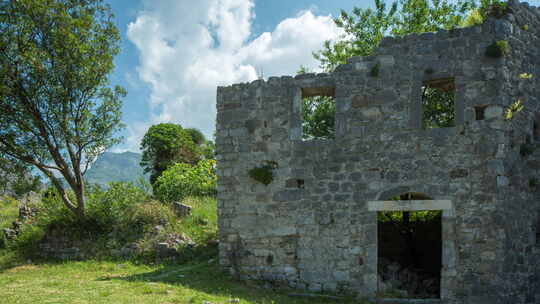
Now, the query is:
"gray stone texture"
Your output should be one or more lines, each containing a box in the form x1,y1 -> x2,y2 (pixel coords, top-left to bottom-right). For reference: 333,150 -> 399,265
215,1 -> 540,303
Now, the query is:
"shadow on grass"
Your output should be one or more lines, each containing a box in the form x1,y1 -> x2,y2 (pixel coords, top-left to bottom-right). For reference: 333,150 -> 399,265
109,259 -> 366,304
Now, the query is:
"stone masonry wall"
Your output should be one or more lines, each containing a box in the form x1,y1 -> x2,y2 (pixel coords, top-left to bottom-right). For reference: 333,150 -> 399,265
493,2 -> 540,303
216,1 -> 540,303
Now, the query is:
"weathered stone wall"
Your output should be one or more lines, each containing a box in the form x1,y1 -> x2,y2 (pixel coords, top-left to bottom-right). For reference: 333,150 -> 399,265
493,2 -> 540,303
216,1 -> 540,303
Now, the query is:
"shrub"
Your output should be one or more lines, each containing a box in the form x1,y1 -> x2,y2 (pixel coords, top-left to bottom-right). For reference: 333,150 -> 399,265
120,201 -> 176,235
248,161 -> 277,186
29,182 -> 153,241
485,40 -> 510,58
86,182 -> 152,228
154,159 -> 217,203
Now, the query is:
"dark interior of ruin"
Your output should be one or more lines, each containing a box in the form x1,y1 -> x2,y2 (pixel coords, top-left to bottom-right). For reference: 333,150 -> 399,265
377,193 -> 442,299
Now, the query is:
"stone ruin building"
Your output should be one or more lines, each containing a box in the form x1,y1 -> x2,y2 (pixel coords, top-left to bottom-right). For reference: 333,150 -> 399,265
215,1 -> 540,303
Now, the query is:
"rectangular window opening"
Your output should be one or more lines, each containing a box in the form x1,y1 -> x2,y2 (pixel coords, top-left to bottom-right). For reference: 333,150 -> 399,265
474,105 -> 488,121
301,87 -> 336,140
422,78 -> 455,129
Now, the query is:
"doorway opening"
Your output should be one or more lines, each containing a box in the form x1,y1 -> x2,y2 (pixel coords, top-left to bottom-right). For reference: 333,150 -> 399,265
377,193 -> 442,299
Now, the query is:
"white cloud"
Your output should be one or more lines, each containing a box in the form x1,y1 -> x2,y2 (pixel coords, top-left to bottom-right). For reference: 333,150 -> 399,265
124,0 -> 342,151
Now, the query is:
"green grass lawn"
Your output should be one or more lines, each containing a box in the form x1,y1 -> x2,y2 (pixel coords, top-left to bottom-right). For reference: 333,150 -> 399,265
0,257 -> 367,304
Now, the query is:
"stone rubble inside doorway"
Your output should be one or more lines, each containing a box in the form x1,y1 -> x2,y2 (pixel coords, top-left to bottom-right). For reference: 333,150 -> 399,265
378,257 -> 440,299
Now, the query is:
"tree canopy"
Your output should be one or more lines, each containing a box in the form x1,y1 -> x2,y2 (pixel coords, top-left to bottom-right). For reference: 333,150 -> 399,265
0,0 -> 125,217
140,123 -> 200,185
0,157 -> 41,198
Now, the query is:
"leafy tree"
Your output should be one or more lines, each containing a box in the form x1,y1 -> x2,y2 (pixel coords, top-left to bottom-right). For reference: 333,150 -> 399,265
0,0 -> 125,217
153,159 -> 217,203
422,86 -> 455,129
184,128 -> 206,146
0,157 -> 41,198
199,140 -> 216,160
140,123 -> 199,185
185,127 -> 215,159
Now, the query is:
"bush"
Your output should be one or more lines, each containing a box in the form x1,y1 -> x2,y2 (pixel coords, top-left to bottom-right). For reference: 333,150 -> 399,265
30,182 -> 153,240
120,201 -> 177,235
485,40 -> 510,58
154,159 -> 217,203
86,182 -> 152,228
248,161 -> 278,186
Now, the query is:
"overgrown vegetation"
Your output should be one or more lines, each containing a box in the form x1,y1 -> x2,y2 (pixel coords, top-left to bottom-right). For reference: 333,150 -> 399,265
248,161 -> 278,186
0,180 -> 218,264
153,159 -> 217,203
485,40 -> 510,58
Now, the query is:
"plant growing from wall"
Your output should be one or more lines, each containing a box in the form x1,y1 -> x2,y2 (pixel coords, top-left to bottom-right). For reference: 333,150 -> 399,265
504,99 -> 524,121
485,40 -> 510,58
370,63 -> 380,77
248,161 -> 278,186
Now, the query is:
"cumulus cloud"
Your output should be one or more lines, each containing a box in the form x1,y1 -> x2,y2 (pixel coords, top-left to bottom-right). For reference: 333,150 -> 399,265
124,0 -> 342,151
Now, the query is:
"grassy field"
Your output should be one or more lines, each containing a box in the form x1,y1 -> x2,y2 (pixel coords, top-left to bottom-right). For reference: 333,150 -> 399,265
0,257 -> 368,304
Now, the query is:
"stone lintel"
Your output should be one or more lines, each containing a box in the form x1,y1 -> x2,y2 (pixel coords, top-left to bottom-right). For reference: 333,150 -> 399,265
367,199 -> 452,211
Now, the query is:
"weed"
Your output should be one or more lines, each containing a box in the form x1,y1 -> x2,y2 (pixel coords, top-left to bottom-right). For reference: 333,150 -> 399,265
485,40 -> 510,58
248,161 -> 278,186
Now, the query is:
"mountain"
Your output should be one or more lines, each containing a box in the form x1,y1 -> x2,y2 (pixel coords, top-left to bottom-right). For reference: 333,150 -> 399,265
85,152 -> 148,187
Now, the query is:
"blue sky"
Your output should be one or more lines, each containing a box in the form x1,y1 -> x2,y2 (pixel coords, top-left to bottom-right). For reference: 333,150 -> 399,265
103,0 -> 540,152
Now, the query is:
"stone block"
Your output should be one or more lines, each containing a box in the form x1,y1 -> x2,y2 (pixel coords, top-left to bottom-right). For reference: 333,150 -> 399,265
485,105 -> 504,119
172,202 -> 192,218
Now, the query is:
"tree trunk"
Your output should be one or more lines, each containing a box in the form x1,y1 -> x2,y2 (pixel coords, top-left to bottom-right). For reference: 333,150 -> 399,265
73,182 -> 85,218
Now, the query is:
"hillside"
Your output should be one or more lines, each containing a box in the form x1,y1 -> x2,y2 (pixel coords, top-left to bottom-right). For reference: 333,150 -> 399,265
85,152 -> 148,187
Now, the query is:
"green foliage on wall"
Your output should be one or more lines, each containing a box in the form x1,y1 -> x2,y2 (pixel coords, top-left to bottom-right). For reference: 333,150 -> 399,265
485,40 -> 510,58
248,161 -> 278,186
